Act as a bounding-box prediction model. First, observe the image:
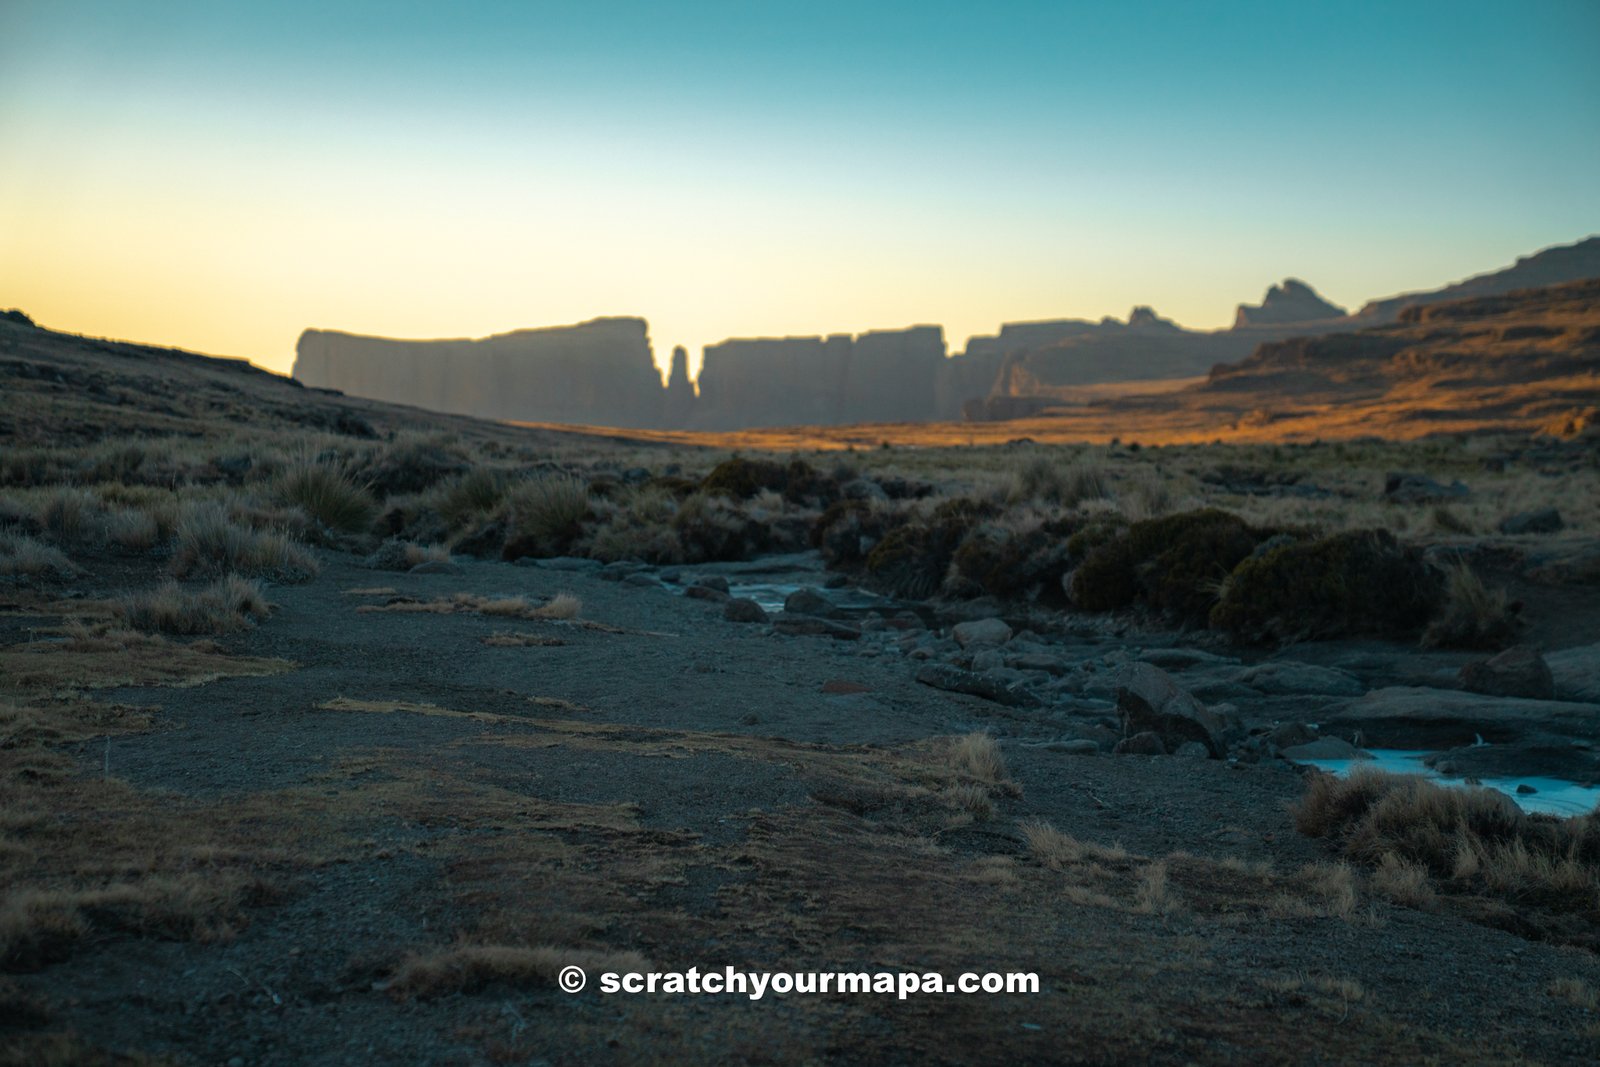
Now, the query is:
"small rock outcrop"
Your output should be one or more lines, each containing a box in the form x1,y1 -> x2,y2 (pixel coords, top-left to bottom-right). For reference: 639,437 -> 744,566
1459,646 -> 1556,700
1114,663 -> 1227,758
1234,279 -> 1347,328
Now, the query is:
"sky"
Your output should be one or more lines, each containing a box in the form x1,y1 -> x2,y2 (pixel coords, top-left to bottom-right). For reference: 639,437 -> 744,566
1,1 -> 1597,381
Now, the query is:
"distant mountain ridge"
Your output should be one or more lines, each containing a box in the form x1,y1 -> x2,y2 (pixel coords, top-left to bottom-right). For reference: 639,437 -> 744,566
290,236 -> 1600,429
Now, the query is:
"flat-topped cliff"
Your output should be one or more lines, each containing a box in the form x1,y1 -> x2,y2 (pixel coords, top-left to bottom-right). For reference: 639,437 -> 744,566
293,318 -> 667,427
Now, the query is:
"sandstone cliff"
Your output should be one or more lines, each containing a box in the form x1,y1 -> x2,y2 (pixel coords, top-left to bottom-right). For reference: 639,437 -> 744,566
293,318 -> 669,428
693,326 -> 947,429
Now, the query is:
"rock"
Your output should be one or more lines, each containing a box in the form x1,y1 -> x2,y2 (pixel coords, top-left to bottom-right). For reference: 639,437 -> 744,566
1280,737 -> 1373,761
1498,508 -> 1563,535
783,588 -> 833,616
533,556 -> 603,572
914,663 -> 1044,708
692,575 -> 730,593
1422,739 -> 1600,781
1114,663 -> 1227,758
1114,732 -> 1167,756
1547,644 -> 1600,702
723,598 -> 768,624
684,584 -> 730,603
1383,472 -> 1471,504
1038,739 -> 1100,755
1238,662 -> 1365,697
1172,741 -> 1211,759
407,559 -> 462,576
1525,543 -> 1600,586
1328,686 -> 1600,748
970,649 -> 1006,673
1516,783 -> 1537,795
1136,648 -> 1240,670
1267,721 -> 1318,750
1008,652 -> 1072,675
771,614 -> 861,640
1458,646 -> 1556,700
624,572 -> 661,587
952,618 -> 1012,649
824,573 -> 849,589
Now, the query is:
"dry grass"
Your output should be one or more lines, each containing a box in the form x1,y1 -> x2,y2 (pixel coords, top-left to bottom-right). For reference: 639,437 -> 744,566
1421,562 -> 1519,649
482,632 -> 567,648
946,732 -> 1007,784
170,503 -> 318,582
1369,852 -> 1437,909
274,456 -> 378,534
357,591 -> 580,621
1296,768 -> 1599,926
1006,454 -> 1111,508
505,473 -> 589,548
387,944 -> 650,998
117,576 -> 273,635
0,531 -> 76,578
0,875 -> 254,970
1547,977 -> 1598,1010
1133,860 -> 1178,915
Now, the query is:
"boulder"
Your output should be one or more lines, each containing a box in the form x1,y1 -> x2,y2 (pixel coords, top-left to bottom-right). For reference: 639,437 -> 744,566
1497,508 -> 1563,535
1383,472 -> 1470,504
1458,646 -> 1556,700
952,618 -> 1013,648
693,575 -> 731,593
783,588 -> 834,616
1547,644 -> 1600,702
1114,663 -> 1227,758
684,584 -> 730,603
1238,662 -> 1365,696
723,598 -> 768,624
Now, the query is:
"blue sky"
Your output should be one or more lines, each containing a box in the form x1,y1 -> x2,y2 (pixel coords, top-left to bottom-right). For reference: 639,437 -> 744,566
2,1 -> 1596,375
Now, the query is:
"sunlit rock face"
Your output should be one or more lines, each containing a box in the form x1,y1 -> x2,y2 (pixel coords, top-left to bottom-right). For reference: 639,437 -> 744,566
1234,279 -> 1347,328
692,326 -> 948,429
293,318 -> 669,428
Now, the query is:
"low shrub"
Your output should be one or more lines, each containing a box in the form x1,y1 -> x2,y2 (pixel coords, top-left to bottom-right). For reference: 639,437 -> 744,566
1421,562 -> 1521,649
1210,529 -> 1441,642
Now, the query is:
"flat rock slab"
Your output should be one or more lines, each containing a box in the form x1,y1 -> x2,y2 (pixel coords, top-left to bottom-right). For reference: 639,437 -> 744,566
1240,662 -> 1365,696
914,663 -> 1043,708
1327,686 -> 1600,748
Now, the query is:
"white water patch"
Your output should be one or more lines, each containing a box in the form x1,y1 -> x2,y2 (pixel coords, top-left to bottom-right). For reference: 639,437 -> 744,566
1297,749 -> 1600,818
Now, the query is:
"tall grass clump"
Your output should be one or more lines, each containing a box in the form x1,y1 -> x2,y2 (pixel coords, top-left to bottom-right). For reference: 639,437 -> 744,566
1421,562 -> 1519,649
1007,455 -> 1111,508
170,503 -> 318,582
275,457 -> 378,535
0,531 -> 77,578
118,576 -> 273,635
503,473 -> 589,556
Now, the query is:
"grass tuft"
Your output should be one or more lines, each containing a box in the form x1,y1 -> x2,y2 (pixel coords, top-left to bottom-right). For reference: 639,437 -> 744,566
118,576 -> 273,635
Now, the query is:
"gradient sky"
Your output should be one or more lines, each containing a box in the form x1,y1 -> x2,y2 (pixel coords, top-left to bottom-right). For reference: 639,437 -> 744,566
2,1 -> 1597,380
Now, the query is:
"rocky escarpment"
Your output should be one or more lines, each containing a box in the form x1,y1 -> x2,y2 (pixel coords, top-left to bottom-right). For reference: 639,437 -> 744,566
1234,279 -> 1347,327
693,326 -> 948,429
294,318 -> 669,428
1356,235 -> 1600,321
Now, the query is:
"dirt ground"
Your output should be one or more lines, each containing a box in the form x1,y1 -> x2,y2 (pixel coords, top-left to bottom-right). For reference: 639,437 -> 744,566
5,549 -> 1598,1066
